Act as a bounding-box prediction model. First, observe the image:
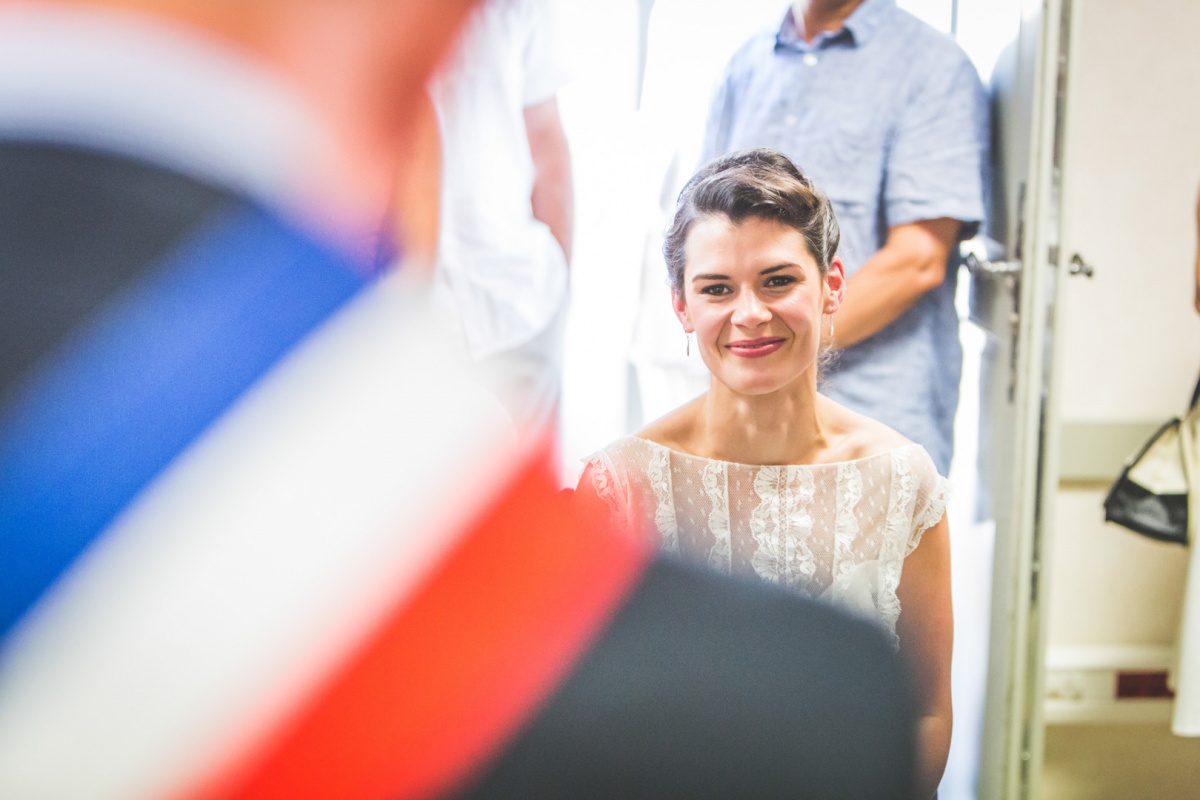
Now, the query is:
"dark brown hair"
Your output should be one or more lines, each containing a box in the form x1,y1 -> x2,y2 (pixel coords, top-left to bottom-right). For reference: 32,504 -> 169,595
663,148 -> 840,295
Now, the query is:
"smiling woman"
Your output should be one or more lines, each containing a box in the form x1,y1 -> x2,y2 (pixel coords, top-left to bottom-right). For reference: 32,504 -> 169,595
662,149 -> 843,401
677,215 -> 838,397
574,148 -> 956,799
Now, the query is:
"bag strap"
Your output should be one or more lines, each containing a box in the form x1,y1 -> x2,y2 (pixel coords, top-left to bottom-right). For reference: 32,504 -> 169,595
1191,370 -> 1200,411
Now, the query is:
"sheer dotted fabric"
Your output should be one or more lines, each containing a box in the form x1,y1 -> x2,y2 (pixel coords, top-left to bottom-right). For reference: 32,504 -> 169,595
586,437 -> 950,648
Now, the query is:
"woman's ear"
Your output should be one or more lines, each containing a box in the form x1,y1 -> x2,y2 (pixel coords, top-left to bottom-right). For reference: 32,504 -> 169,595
823,257 -> 846,314
671,289 -> 694,333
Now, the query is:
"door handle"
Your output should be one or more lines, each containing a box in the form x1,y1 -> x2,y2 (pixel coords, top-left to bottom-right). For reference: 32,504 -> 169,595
1068,253 -> 1095,278
964,252 -> 1022,277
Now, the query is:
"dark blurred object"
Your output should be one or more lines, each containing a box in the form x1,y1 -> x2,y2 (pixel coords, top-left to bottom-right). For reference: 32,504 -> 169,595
1104,374 -> 1200,545
457,559 -> 916,800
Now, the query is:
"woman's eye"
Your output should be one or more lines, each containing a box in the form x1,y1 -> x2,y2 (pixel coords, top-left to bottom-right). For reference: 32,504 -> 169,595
765,275 -> 796,288
698,284 -> 730,296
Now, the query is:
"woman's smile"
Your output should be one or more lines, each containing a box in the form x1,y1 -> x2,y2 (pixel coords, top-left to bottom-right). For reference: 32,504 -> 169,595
725,336 -> 787,358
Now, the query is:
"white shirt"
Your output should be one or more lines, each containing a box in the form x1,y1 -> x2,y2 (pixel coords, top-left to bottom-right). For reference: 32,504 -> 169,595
430,0 -> 569,358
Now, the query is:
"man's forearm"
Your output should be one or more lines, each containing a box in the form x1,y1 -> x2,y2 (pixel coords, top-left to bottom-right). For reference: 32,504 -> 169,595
831,218 -> 960,348
531,158 -> 572,264
525,98 -> 573,265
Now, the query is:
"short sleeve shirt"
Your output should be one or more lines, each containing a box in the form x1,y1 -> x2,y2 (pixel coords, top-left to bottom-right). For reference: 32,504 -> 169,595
700,0 -> 989,472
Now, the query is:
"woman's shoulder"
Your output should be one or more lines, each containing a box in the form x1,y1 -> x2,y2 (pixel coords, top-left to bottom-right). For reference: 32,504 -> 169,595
587,435 -> 656,465
819,397 -> 947,503
580,399 -> 707,489
815,394 -> 927,465
633,395 -> 705,453
584,432 -> 672,479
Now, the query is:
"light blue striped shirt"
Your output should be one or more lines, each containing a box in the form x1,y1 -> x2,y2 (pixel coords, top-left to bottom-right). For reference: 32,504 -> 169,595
701,0 -> 989,473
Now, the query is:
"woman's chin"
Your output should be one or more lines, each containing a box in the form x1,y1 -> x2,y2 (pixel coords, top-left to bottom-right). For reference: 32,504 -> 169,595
715,375 -> 790,398
712,366 -> 816,399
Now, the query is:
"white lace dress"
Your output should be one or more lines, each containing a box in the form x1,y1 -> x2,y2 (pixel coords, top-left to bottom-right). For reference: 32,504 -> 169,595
585,437 -> 950,647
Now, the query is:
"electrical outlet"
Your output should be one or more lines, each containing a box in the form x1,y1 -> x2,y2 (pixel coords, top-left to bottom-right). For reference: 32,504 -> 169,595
1045,670 -> 1086,702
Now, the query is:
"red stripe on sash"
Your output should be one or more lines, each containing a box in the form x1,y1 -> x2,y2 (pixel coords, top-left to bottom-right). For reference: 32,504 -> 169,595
188,445 -> 648,799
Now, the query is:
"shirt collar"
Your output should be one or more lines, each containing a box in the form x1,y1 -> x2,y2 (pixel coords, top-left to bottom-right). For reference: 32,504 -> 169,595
776,0 -> 895,50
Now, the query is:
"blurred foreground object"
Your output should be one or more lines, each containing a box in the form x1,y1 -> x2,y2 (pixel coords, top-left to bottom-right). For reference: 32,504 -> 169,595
0,1 -> 916,797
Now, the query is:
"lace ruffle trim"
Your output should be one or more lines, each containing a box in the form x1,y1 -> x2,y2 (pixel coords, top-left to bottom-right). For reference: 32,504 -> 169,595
876,451 -> 917,642
906,475 -> 952,557
586,455 -> 622,525
832,461 -> 864,584
749,466 -> 816,590
646,447 -> 679,553
703,460 -> 732,571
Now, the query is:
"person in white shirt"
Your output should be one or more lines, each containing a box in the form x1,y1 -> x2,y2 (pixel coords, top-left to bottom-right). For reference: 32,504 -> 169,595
430,0 -> 573,440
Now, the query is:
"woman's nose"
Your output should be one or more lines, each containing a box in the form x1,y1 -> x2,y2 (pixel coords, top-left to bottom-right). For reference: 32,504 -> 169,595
731,291 -> 771,327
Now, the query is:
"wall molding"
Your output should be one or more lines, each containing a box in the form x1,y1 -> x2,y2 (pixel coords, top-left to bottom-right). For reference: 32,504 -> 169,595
1057,420 -> 1164,482
1045,644 -> 1175,725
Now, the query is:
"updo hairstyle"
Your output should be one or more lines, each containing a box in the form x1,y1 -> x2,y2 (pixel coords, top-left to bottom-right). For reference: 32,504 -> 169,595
662,148 -> 840,296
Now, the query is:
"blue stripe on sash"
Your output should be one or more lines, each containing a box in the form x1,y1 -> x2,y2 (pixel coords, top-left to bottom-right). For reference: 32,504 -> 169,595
0,206 -> 368,637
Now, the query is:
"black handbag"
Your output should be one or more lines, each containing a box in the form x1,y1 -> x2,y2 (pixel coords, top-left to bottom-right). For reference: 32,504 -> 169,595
1102,375 -> 1200,546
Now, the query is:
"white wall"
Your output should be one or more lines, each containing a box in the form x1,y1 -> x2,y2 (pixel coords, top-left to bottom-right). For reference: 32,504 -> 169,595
1040,5 -> 1200,795
1049,0 -> 1200,650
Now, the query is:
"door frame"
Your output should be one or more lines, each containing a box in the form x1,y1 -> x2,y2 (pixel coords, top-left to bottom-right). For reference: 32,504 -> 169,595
977,0 -> 1075,797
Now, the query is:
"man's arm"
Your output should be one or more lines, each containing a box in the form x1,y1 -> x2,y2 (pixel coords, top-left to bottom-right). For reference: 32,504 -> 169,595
832,42 -> 987,349
828,218 -> 961,349
524,96 -> 573,266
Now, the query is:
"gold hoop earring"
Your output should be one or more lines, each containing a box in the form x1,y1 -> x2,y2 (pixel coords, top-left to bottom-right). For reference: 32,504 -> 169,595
829,318 -> 835,341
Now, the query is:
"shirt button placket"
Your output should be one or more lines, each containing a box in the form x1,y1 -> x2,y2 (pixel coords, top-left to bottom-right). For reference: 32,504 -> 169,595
782,48 -> 815,131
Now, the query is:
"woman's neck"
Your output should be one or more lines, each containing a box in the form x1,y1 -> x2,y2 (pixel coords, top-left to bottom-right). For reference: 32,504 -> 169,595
694,377 -> 830,465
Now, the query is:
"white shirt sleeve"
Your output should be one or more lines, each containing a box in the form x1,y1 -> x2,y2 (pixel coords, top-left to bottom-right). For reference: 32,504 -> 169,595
520,0 -> 566,107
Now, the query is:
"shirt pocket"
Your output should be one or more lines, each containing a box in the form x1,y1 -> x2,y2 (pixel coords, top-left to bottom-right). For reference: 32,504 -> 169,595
822,117 -> 888,210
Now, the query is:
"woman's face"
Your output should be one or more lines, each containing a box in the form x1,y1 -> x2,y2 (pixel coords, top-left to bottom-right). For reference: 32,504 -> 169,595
672,214 -> 844,397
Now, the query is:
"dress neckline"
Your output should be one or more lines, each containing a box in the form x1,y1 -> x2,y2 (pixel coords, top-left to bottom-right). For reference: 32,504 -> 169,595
624,436 -> 916,470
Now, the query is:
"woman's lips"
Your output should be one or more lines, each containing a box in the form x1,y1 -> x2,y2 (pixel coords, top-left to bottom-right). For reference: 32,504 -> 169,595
725,338 -> 786,358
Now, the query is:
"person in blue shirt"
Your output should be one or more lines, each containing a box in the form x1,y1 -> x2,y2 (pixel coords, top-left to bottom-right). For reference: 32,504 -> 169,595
702,0 -> 990,475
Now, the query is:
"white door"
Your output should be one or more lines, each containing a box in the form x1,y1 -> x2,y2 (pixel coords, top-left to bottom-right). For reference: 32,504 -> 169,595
976,0 -> 1200,797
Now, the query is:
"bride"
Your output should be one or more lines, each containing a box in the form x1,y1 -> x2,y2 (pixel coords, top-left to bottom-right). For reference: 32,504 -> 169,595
577,148 -> 952,799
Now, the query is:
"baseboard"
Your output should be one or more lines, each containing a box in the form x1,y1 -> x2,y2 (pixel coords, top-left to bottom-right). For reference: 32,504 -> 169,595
1044,645 -> 1175,725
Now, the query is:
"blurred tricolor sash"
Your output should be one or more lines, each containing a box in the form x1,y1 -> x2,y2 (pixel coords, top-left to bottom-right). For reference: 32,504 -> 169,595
0,207 -> 366,635
0,206 -> 648,799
